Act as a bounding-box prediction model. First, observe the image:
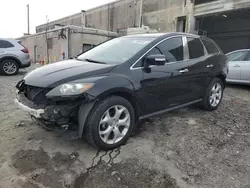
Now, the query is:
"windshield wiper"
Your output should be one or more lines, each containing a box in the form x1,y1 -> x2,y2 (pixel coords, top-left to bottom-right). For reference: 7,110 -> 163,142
83,59 -> 107,64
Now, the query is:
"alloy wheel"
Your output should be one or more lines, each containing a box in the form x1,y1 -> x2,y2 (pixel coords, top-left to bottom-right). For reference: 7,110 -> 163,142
3,61 -> 17,75
99,105 -> 131,145
209,82 -> 222,107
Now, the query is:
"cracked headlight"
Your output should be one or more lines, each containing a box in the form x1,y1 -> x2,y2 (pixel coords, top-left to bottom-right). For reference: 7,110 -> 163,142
46,83 -> 94,97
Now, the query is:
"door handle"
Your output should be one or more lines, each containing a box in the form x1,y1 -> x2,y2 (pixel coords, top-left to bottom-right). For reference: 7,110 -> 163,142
179,69 -> 189,73
207,64 -> 214,68
233,65 -> 240,68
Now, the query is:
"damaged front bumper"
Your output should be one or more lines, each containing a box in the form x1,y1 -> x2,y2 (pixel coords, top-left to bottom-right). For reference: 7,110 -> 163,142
14,91 -> 45,118
14,92 -> 80,126
14,98 -> 44,118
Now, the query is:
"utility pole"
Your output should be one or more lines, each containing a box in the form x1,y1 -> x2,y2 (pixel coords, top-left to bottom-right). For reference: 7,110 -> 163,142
45,15 -> 49,64
139,0 -> 143,27
27,4 -> 30,34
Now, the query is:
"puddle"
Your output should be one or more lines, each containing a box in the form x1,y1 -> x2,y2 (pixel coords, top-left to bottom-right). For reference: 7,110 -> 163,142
75,159 -> 179,188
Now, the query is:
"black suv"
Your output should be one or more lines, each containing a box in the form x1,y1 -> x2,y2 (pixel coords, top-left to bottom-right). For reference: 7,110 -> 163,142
15,33 -> 228,150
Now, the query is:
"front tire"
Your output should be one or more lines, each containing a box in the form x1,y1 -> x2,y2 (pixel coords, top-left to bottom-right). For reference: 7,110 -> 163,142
81,96 -> 135,150
0,59 -> 19,75
200,78 -> 224,111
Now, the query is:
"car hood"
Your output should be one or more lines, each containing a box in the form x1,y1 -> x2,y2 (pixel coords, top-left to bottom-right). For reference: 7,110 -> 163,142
23,59 -> 116,88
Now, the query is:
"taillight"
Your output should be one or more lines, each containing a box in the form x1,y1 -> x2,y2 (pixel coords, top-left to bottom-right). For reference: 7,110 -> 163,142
21,48 -> 29,53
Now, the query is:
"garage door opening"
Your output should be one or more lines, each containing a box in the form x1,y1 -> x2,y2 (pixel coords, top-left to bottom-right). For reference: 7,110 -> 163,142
196,8 -> 250,54
195,0 -> 218,5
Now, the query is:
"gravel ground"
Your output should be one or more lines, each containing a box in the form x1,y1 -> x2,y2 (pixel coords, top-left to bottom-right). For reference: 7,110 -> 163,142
0,65 -> 249,188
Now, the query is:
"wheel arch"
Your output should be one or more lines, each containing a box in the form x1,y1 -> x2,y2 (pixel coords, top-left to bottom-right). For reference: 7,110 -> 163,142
215,73 -> 226,88
0,56 -> 21,67
78,89 -> 141,138
97,89 -> 140,119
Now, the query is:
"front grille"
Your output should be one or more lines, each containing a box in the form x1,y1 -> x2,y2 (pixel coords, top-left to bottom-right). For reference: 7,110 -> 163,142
24,85 -> 50,104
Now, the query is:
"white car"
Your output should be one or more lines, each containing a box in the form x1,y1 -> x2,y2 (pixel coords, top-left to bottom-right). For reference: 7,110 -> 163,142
0,38 -> 30,75
226,49 -> 250,85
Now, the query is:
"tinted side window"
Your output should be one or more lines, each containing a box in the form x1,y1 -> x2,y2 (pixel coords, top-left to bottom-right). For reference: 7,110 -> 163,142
146,47 -> 162,56
202,39 -> 219,54
187,38 -> 204,59
157,37 -> 183,62
227,51 -> 248,61
0,40 -> 14,48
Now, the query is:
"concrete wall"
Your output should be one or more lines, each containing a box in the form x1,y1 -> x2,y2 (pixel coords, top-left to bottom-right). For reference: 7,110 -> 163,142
19,27 -> 117,64
36,13 -> 82,33
69,31 -> 110,58
142,0 -> 187,32
37,0 -> 142,33
194,0 -> 250,17
20,34 -> 48,63
35,0 -> 250,36
36,0 -> 193,34
20,30 -> 69,63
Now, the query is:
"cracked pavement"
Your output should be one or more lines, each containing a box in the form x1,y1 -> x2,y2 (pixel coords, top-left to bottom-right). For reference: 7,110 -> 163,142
0,65 -> 249,188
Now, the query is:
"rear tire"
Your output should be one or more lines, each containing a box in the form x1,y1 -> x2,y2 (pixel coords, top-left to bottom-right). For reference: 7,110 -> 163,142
0,59 -> 19,75
200,78 -> 224,111
81,96 -> 135,150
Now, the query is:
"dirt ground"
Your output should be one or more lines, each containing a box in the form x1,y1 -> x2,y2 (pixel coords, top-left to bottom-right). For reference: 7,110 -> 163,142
0,65 -> 249,188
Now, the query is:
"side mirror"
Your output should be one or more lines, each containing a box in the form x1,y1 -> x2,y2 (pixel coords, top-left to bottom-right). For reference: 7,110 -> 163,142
144,54 -> 166,68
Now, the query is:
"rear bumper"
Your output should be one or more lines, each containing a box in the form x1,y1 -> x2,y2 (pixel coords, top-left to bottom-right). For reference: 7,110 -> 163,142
20,61 -> 31,68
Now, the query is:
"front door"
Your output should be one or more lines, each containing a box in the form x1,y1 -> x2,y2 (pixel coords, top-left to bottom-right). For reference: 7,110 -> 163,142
140,36 -> 196,114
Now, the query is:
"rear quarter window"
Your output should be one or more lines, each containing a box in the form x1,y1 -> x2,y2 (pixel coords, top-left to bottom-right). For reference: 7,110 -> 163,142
202,39 -> 220,54
0,40 -> 14,48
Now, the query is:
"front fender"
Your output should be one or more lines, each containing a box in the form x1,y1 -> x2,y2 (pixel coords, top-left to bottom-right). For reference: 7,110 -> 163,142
75,75 -> 136,138
73,75 -> 136,101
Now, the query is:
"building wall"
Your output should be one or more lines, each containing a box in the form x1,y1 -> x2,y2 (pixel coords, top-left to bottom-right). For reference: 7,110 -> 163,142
19,27 -> 116,64
194,0 -> 250,17
20,34 -> 47,63
142,0 -> 187,32
20,30 -> 69,63
111,0 -> 141,30
36,0 -> 193,34
69,32 -> 110,58
36,13 -> 82,33
36,0 -> 250,35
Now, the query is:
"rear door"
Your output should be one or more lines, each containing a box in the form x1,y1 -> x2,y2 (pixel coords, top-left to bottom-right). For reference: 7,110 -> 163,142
226,50 -> 249,81
240,51 -> 250,82
201,38 -> 224,84
185,37 -> 209,99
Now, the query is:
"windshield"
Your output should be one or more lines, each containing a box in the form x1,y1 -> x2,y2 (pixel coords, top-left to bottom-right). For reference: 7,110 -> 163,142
78,37 -> 155,64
